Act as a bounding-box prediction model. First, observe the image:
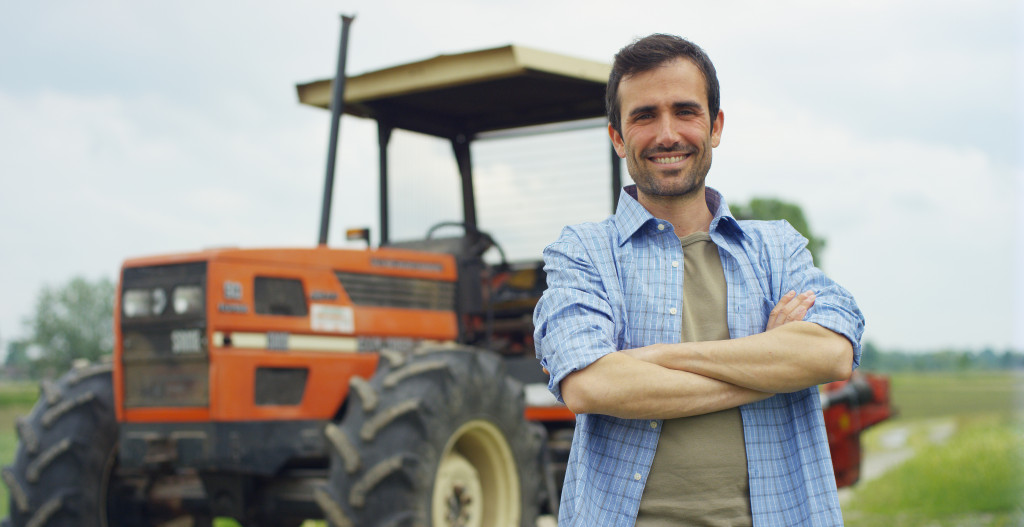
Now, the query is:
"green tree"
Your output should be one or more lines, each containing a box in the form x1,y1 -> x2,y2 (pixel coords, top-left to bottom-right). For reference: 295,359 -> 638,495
25,276 -> 115,375
859,340 -> 881,370
731,197 -> 827,266
4,338 -> 30,368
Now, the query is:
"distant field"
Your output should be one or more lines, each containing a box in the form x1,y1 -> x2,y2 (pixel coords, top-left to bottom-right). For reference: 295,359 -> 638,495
2,372 -> 1022,524
0,382 -> 38,407
882,370 -> 1022,420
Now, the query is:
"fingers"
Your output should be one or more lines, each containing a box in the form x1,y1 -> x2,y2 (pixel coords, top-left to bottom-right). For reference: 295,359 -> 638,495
767,290 -> 816,330
768,290 -> 797,321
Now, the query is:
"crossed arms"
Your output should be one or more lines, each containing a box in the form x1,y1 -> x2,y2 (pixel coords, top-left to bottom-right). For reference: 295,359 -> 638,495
559,291 -> 855,420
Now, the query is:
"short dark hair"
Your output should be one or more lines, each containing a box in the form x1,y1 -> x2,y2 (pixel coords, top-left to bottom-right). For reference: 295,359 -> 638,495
606,34 -> 720,135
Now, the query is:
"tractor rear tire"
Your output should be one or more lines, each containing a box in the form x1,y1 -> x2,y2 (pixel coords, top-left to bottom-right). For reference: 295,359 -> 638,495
316,346 -> 544,527
2,363 -> 138,527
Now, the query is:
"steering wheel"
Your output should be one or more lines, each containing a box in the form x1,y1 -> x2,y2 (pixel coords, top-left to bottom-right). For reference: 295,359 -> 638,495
425,221 -> 508,266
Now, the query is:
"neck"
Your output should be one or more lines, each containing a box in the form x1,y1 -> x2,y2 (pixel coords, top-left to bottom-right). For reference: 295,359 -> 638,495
637,185 -> 713,237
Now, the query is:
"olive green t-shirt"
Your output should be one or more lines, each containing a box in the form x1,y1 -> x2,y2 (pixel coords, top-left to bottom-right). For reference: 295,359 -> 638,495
634,231 -> 753,527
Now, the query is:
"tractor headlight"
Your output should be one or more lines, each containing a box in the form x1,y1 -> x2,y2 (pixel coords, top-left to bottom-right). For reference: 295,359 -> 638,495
173,285 -> 203,315
122,288 -> 168,317
122,289 -> 151,318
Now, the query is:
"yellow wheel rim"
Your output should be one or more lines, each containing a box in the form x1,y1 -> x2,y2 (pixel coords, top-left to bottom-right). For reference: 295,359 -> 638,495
431,419 -> 520,527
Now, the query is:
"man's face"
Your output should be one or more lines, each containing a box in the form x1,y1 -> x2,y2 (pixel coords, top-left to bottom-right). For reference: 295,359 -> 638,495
609,58 -> 724,201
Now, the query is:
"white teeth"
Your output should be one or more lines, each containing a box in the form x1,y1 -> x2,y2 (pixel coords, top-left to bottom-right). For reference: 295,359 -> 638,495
653,155 -> 686,164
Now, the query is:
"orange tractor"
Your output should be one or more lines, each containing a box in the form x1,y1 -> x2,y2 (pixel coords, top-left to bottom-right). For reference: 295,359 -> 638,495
4,18 -> 890,527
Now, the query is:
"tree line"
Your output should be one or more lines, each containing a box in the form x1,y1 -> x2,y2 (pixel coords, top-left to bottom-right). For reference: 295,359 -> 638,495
859,341 -> 1024,373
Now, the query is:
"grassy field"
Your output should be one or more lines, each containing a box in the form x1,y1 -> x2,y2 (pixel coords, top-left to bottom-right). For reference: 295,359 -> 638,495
2,372 -> 1022,524
881,370 -> 1022,420
843,371 -> 1023,526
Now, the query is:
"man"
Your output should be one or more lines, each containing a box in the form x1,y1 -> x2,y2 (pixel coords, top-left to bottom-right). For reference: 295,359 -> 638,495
533,34 -> 864,526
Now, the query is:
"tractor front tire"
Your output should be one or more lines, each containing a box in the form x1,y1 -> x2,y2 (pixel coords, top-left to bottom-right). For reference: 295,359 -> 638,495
2,363 -> 136,527
316,347 -> 544,527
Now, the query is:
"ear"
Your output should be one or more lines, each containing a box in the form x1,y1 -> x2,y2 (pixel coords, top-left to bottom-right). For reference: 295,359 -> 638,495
608,123 -> 626,158
710,109 -> 724,148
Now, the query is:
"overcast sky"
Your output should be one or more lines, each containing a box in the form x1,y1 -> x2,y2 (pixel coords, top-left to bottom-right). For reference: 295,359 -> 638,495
1,0 -> 1021,353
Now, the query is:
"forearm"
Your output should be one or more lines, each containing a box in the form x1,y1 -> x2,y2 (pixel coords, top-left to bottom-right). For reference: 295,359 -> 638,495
639,321 -> 854,393
560,352 -> 772,419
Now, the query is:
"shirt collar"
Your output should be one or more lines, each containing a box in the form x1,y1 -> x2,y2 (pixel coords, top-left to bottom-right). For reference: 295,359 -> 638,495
613,185 -> 746,246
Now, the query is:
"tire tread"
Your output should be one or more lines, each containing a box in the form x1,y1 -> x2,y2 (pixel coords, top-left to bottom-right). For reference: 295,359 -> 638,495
2,466 -> 29,513
324,423 -> 360,474
25,495 -> 62,527
348,376 -> 378,413
319,348 -> 543,527
14,417 -> 38,455
382,360 -> 447,388
41,392 -> 96,429
359,399 -> 419,442
26,438 -> 72,483
67,363 -> 112,387
314,486 -> 354,527
349,455 -> 407,508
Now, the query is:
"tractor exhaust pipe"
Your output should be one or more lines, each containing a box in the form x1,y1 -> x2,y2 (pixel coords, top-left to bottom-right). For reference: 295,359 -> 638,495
318,14 -> 355,246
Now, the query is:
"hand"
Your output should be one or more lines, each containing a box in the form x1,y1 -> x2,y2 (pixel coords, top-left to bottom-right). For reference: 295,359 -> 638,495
767,290 -> 815,331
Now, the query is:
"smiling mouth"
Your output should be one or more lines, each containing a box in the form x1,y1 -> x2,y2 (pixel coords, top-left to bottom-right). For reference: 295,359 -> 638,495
651,154 -> 689,165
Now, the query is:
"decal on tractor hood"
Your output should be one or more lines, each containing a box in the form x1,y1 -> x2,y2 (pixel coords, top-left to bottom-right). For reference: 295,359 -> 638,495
311,304 -> 355,333
218,303 -> 248,314
223,280 -> 243,300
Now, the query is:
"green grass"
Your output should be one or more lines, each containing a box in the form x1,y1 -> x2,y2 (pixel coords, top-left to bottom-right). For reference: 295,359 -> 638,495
882,371 -> 1021,420
844,415 -> 1024,526
213,519 -> 325,527
842,371 -> 1023,526
0,381 -> 38,407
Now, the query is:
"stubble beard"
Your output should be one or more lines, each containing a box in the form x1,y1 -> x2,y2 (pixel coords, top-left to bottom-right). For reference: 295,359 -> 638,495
627,143 -> 713,200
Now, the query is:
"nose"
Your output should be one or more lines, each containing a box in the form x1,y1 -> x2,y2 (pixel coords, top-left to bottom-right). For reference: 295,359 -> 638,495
653,114 -> 681,148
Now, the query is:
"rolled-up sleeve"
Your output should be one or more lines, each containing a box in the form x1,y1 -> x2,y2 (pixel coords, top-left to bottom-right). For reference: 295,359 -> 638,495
778,223 -> 866,369
533,227 -> 619,403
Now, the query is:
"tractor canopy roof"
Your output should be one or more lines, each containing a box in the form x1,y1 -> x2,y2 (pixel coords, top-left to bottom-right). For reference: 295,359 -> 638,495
296,44 -> 611,138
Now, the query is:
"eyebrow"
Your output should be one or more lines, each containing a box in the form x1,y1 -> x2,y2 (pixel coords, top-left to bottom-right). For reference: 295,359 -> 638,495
627,101 -> 704,119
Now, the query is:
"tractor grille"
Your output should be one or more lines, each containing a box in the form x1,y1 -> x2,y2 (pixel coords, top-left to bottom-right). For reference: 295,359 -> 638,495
334,271 -> 455,311
121,262 -> 209,408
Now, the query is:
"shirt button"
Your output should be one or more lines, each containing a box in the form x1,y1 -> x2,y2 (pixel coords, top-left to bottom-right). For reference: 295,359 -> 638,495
634,472 -> 642,481
669,307 -> 678,315
650,421 -> 658,429
671,260 -> 679,268
657,224 -> 665,231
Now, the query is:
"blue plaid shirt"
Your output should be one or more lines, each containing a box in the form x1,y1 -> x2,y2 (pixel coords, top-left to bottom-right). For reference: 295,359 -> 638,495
534,185 -> 864,526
